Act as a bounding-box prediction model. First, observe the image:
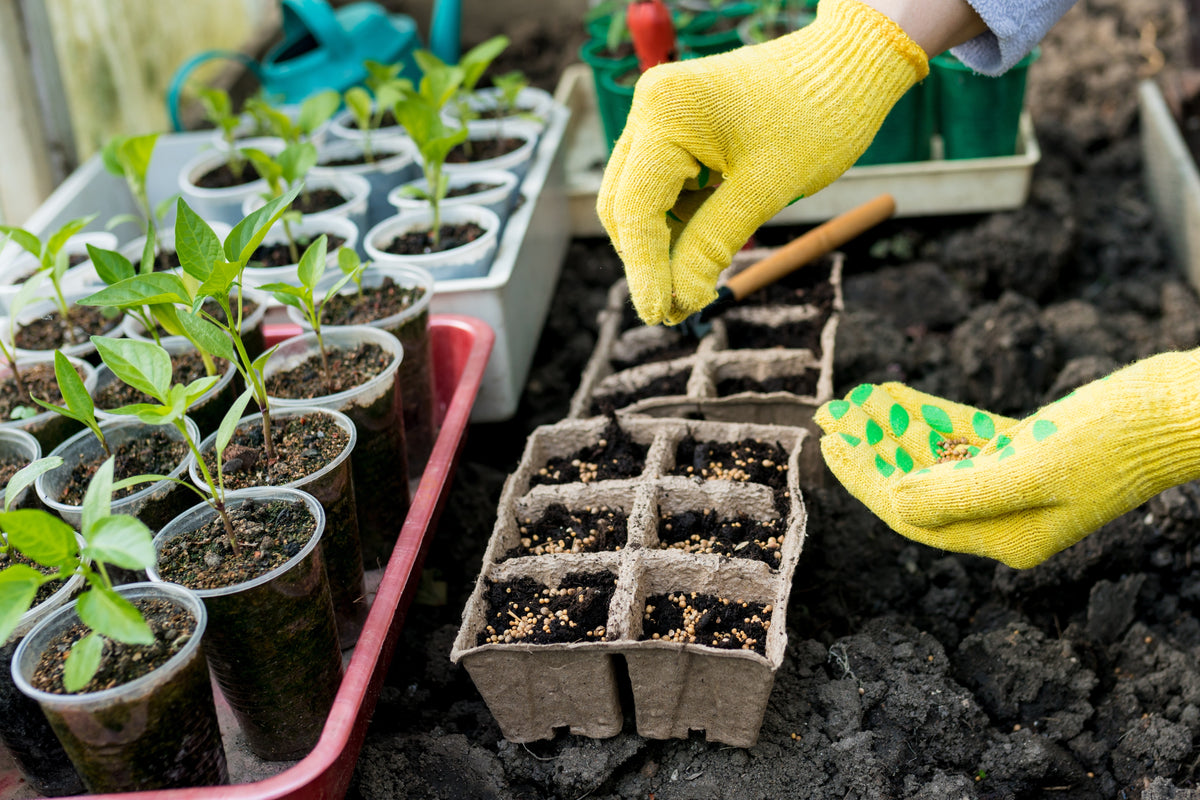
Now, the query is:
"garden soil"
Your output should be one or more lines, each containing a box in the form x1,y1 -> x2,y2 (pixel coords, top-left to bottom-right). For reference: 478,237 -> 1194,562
352,2 -> 1200,798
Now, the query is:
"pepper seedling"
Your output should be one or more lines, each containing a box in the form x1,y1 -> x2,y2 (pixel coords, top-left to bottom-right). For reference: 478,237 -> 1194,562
338,247 -> 366,300
393,91 -> 469,250
242,142 -> 320,264
0,216 -> 100,346
0,457 -> 157,692
343,63 -> 412,163
244,89 -> 340,146
417,35 -> 509,142
31,350 -> 111,458
260,234 -> 363,395
101,133 -> 177,271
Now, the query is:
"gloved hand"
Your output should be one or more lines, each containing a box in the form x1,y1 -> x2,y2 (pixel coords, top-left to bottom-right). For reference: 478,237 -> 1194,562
596,0 -> 928,326
813,350 -> 1200,569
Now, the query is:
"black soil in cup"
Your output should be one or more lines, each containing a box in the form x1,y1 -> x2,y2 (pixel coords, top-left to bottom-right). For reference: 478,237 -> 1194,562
501,503 -> 629,560
0,362 -> 86,450
28,597 -> 228,791
723,316 -> 828,354
248,234 -> 346,269
380,223 -> 486,255
447,137 -> 524,163
530,417 -> 648,486
13,306 -> 122,352
657,508 -> 785,567
590,370 -> 690,415
194,160 -> 261,189
669,435 -> 791,516
58,428 -> 186,504
641,592 -> 772,656
715,371 -> 818,397
294,188 -> 348,214
476,571 -> 617,646
156,497 -> 343,761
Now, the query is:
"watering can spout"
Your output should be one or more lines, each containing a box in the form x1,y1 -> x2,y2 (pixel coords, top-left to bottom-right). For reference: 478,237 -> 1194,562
428,0 -> 461,64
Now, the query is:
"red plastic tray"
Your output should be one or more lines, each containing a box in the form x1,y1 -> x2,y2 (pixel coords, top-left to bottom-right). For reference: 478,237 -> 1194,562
0,314 -> 494,800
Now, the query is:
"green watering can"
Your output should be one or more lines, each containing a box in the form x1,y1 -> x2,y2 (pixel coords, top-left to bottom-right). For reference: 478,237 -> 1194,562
167,0 -> 461,131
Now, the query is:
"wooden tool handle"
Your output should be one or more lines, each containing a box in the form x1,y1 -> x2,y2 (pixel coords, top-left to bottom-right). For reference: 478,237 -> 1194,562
724,193 -> 896,300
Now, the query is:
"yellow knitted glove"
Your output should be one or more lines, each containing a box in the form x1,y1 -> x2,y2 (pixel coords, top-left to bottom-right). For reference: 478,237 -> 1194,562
813,350 -> 1200,569
596,0 -> 928,326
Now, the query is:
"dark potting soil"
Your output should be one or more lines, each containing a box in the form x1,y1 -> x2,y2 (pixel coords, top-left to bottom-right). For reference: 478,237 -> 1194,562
94,352 -> 228,410
529,416 -> 648,486
740,274 -> 836,312
716,371 -> 819,397
194,160 -> 261,189
641,592 -> 772,656
13,305 -> 122,351
670,435 -> 791,515
264,341 -> 390,399
247,234 -> 347,270
502,503 -> 628,560
724,315 -> 827,353
379,223 -> 486,256
609,340 -> 699,372
0,362 -> 75,421
154,498 -> 317,589
319,276 -> 425,326
590,370 -> 691,415
294,188 -> 348,215
0,453 -> 26,496
202,412 -> 350,490
447,137 -> 524,164
58,428 -> 187,505
476,571 -> 617,646
657,508 -> 785,567
132,249 -> 182,273
344,109 -> 399,130
29,597 -> 197,694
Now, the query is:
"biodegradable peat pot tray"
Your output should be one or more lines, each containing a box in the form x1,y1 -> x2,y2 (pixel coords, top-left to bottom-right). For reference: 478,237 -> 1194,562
451,415 -> 808,748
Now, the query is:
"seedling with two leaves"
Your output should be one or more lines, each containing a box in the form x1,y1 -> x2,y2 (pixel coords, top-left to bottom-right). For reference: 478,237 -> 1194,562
343,61 -> 412,163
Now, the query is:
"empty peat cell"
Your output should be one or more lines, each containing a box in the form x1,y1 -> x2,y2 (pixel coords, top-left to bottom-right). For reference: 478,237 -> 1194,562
715,371 -> 818,398
502,504 -> 629,560
738,271 -> 836,311
530,418 -> 650,486
609,335 -> 698,373
641,592 -> 773,656
590,370 -> 691,415
656,509 -> 785,568
723,315 -> 828,353
476,572 -> 618,646
670,435 -> 790,514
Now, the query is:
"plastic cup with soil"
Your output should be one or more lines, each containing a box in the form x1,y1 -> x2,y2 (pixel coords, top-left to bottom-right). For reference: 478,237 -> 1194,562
177,136 -> 282,228
0,563 -> 85,797
0,427 -> 40,509
120,287 -> 269,363
3,292 -> 125,363
92,343 -> 237,438
442,120 -> 541,183
309,137 -> 420,232
240,213 -> 359,289
263,326 -> 408,569
241,171 -> 372,239
9,581 -> 228,792
35,417 -> 200,539
0,231 -> 117,314
364,204 -> 501,282
445,86 -> 555,138
188,407 -> 366,649
387,168 -> 520,230
328,105 -> 410,147
147,487 -> 343,761
288,264 -> 437,472
0,354 -> 98,453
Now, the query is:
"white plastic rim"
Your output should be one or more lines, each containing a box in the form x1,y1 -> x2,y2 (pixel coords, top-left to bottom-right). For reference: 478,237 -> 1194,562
240,214 -> 359,288
328,106 -> 409,145
310,137 -> 416,180
364,204 -> 501,281
120,284 -> 268,346
177,137 -> 284,228
0,427 -> 40,510
241,172 -> 371,234
386,169 -> 519,227
186,406 -> 357,495
444,86 -> 555,132
287,263 -> 435,333
0,355 -> 97,438
10,581 -> 208,707
264,325 -> 403,412
92,341 -> 238,425
35,416 -> 201,528
1,290 -> 125,361
147,487 -> 326,598
0,232 -> 120,315
441,120 -> 541,182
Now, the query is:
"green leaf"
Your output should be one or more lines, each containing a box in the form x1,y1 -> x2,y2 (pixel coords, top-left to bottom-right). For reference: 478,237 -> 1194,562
92,337 -> 172,402
224,182 -> 302,265
337,246 -> 361,275
4,456 -> 62,512
107,403 -> 175,426
118,134 -> 159,185
459,35 -> 510,91
105,212 -> 143,231
154,193 -> 180,225
9,270 -> 46,320
63,632 -> 104,692
419,64 -> 466,111
46,216 -> 96,260
139,226 -> 158,276
78,273 -> 191,308
296,234 -> 327,289
297,90 -> 340,135
277,142 -> 318,186
84,514 -> 155,571
100,137 -> 124,177
196,260 -> 244,306
216,388 -> 255,459
0,226 -> 42,259
173,311 -> 237,362
86,245 -> 135,286
259,282 -> 306,310
55,349 -> 94,423
344,87 -> 373,129
183,375 -> 220,402
77,587 -> 154,645
0,565 -> 44,645
81,456 -> 114,534
174,199 -> 222,282
0,510 -> 79,568
250,343 -> 279,375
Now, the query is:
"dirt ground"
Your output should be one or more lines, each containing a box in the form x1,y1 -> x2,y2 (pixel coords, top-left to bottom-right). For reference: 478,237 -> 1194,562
351,2 -> 1200,798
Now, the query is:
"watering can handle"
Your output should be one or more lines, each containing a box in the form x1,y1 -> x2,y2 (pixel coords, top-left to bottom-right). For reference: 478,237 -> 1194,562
280,0 -> 353,57
165,50 -> 266,132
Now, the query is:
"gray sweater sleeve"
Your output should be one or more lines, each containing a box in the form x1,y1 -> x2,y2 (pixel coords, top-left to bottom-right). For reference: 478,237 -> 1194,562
949,0 -> 1078,75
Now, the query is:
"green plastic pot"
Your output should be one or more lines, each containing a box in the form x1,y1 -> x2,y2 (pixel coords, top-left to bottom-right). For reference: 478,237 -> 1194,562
679,2 -> 756,58
931,49 -> 1038,159
581,39 -> 639,155
856,80 -> 933,166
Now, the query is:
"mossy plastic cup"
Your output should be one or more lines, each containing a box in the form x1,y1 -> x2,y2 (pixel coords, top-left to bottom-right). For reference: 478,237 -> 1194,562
596,68 -> 639,156
931,49 -> 1038,159
856,80 -> 933,165
580,40 -> 639,156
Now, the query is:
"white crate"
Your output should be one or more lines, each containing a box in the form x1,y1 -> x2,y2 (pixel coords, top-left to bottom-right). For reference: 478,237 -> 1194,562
1139,79 -> 1200,294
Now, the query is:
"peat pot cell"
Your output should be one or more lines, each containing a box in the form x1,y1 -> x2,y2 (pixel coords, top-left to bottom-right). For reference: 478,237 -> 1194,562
715,371 -> 818,398
642,592 -> 773,656
476,572 -> 618,646
502,504 -> 629,560
670,435 -> 791,513
738,271 -> 836,312
590,370 -> 691,416
657,508 -> 785,567
609,334 -> 698,373
530,418 -> 649,486
723,316 -> 827,354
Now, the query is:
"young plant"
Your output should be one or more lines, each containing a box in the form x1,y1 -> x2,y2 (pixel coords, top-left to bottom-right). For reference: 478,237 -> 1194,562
338,247 -> 366,300
422,35 -> 509,136
491,69 -> 544,136
196,86 -> 242,151
343,63 -> 411,163
0,216 -> 98,344
30,350 -> 111,457
79,188 -> 302,464
101,133 -> 177,269
243,89 -> 340,145
85,237 -> 169,349
393,93 -> 469,249
0,457 -> 157,692
260,235 -> 364,394
242,142 -> 319,264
